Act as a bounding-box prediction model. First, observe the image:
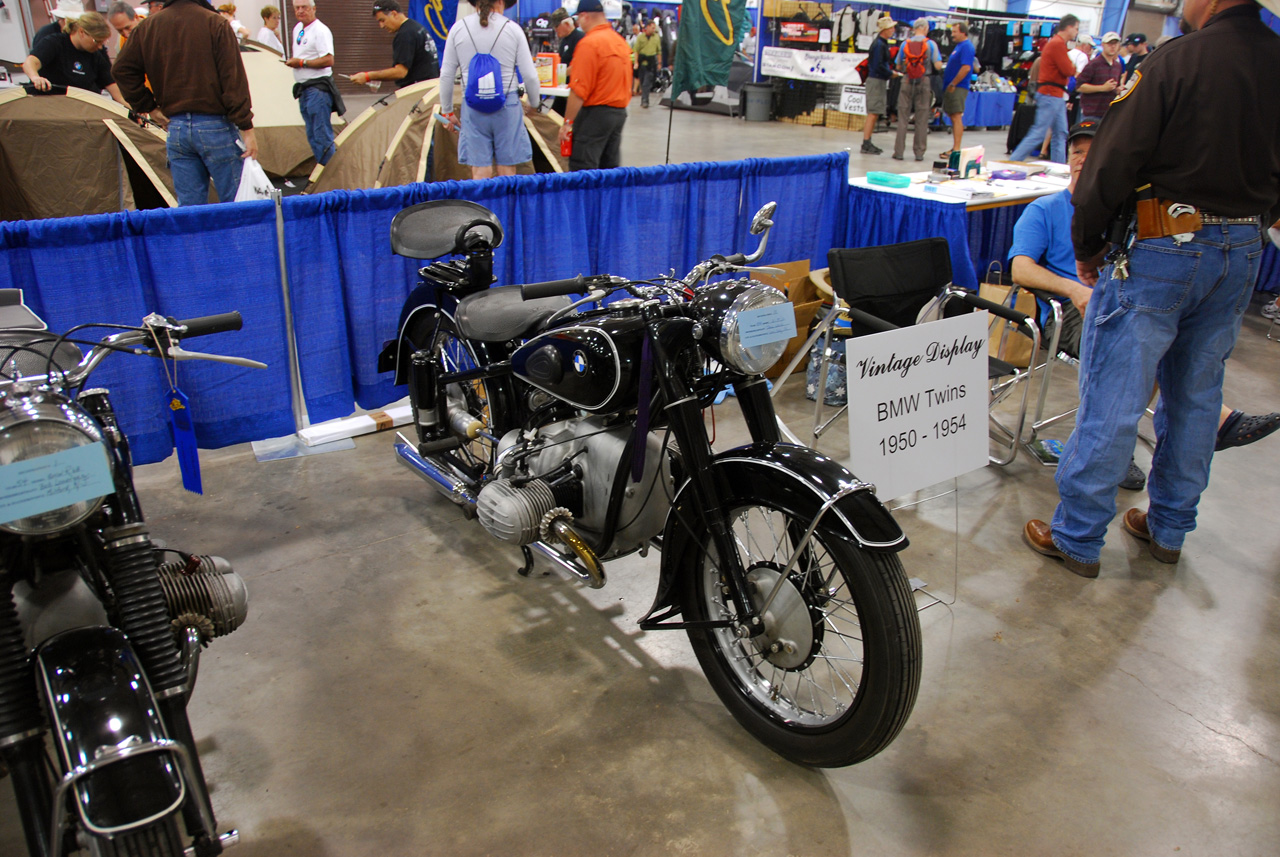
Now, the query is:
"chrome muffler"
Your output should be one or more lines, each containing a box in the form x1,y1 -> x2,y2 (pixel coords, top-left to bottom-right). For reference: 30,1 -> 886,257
394,437 -> 478,513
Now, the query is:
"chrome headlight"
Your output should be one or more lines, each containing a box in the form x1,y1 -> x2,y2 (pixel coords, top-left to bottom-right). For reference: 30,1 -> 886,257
0,395 -> 112,535
693,282 -> 793,375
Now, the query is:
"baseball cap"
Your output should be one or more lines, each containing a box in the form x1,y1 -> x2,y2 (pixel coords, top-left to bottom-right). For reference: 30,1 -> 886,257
1101,31 -> 1121,43
1076,33 -> 1094,45
1125,33 -> 1147,45
1068,119 -> 1100,144
576,0 -> 604,12
549,7 -> 570,25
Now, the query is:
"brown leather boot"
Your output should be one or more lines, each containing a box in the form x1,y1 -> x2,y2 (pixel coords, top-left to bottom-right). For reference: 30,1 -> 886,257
1023,520 -> 1100,578
1121,509 -> 1181,563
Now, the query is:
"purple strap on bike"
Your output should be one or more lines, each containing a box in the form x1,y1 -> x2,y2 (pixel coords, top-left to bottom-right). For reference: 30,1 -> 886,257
632,335 -> 653,483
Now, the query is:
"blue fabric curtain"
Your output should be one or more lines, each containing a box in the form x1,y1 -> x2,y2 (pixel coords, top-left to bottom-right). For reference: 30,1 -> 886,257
844,187 -> 978,291
1259,244 -> 1280,293
967,201 -> 1030,285
288,153 -> 849,411
1100,0 -> 1128,40
0,204 -> 296,465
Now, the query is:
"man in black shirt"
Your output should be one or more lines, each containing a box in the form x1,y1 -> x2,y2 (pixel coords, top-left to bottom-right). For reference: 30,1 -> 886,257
350,0 -> 439,89
23,11 -> 128,107
1024,0 -> 1280,578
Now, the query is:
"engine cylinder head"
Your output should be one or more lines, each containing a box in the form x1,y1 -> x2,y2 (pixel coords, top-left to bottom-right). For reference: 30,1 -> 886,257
156,556 -> 248,641
476,478 -> 557,545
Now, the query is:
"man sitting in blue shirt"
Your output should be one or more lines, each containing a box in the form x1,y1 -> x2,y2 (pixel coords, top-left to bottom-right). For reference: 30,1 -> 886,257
941,21 -> 975,159
1009,120 -> 1280,484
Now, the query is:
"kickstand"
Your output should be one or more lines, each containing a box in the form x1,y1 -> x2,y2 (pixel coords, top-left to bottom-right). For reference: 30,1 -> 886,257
517,545 -> 535,577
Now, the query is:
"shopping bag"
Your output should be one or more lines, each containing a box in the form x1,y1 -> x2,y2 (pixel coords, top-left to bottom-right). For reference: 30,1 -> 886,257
235,157 -> 273,202
978,262 -> 1036,368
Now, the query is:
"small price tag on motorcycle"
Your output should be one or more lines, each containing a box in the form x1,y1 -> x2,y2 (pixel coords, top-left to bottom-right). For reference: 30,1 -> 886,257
737,302 -> 797,348
0,442 -> 115,526
166,389 -> 203,495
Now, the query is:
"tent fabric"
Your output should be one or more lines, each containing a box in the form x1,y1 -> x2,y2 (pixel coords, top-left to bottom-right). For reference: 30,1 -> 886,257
0,89 -> 176,221
239,43 -> 344,178
305,82 -> 568,194
0,153 -> 849,460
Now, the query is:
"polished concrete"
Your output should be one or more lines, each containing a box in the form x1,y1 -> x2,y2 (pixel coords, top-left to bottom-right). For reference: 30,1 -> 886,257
3,101 -> 1279,857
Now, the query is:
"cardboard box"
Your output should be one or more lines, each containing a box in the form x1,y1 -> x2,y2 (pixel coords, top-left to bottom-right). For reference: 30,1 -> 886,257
753,261 -> 826,380
763,0 -> 832,18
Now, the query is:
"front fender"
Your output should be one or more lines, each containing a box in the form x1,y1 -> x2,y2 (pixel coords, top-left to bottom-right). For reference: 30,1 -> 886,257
644,444 -> 907,623
36,627 -> 185,835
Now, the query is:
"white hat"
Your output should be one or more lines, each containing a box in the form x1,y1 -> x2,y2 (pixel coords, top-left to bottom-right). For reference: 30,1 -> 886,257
1101,31 -> 1122,43
49,0 -> 86,19
1076,33 -> 1094,45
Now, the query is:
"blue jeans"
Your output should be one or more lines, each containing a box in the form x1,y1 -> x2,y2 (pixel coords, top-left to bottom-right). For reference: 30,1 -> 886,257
1010,91 -> 1068,163
298,85 -> 335,165
1050,222 -> 1266,563
166,114 -> 245,206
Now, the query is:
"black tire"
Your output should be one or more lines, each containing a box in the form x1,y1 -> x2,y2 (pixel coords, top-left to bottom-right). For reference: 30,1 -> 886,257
680,499 -> 922,767
411,314 -> 511,475
94,816 -> 184,857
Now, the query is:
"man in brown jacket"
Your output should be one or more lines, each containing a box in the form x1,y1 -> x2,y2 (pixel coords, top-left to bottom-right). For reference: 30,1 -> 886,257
114,0 -> 257,205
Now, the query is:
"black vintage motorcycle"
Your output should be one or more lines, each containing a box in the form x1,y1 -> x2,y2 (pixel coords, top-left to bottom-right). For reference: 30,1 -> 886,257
377,201 -> 921,767
0,292 -> 250,856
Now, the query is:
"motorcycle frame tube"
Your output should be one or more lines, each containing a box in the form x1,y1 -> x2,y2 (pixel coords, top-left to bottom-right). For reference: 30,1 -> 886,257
2,737 -> 56,857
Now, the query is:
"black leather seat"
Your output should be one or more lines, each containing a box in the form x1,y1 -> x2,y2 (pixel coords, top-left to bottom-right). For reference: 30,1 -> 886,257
455,285 -> 572,342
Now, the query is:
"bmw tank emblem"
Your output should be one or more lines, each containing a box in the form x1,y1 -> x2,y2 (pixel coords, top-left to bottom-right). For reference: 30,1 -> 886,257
571,351 -> 588,375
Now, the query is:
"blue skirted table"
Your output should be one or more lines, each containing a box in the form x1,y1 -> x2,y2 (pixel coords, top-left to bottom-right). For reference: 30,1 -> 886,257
941,91 -> 1017,128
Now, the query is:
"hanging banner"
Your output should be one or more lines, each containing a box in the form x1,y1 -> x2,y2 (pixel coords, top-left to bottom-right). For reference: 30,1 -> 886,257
671,0 -> 751,98
760,47 -> 865,84
409,0 -> 458,62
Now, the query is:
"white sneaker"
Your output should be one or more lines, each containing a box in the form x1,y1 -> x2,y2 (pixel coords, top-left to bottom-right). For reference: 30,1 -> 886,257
1262,298 -> 1280,320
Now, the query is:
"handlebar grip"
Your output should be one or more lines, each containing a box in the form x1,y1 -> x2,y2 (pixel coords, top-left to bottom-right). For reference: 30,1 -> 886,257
521,276 -> 586,300
723,253 -> 747,266
174,312 -> 243,338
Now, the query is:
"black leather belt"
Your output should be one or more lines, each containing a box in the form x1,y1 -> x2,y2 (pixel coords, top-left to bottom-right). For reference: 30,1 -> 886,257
1199,213 -> 1264,225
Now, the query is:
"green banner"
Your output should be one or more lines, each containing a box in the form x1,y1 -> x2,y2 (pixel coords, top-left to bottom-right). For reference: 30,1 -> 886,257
670,0 -> 750,99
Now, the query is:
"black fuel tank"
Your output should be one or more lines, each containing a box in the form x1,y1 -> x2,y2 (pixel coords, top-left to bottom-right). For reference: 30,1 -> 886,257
512,315 -> 647,414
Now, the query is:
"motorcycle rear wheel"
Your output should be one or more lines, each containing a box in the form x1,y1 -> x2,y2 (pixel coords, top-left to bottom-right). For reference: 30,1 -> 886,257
426,319 -> 508,474
680,500 -> 921,767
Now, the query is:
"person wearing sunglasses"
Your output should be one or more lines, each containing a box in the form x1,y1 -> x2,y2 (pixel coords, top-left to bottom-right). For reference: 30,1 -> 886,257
22,12 -> 128,107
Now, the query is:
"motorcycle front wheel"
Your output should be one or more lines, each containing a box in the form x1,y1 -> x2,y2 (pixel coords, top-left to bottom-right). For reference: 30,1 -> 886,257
680,500 -> 922,767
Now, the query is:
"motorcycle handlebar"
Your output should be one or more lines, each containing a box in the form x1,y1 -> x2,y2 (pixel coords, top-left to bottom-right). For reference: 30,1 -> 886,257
521,276 -> 586,300
722,253 -> 747,266
173,312 -> 243,338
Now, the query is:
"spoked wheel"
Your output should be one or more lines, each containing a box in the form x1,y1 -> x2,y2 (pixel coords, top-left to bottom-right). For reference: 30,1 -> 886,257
427,319 -> 508,474
680,500 -> 922,767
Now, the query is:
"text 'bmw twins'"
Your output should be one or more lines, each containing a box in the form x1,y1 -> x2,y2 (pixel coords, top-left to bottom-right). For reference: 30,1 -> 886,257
377,201 -> 922,767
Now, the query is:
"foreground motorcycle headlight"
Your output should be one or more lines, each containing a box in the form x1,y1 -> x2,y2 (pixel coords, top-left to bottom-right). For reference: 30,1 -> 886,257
0,396 -> 111,535
694,282 -> 792,375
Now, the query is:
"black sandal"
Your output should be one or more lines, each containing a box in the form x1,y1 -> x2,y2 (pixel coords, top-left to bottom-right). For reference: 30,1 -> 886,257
1216,410 -> 1280,451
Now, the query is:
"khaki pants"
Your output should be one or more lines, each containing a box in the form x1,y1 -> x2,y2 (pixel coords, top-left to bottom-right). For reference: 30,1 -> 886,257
893,76 -> 932,159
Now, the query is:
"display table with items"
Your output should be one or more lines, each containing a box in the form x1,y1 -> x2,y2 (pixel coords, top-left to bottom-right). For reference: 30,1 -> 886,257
846,158 -> 1066,291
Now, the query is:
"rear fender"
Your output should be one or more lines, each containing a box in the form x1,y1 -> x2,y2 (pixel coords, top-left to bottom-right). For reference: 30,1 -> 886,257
644,443 -> 907,622
377,284 -> 453,383
35,627 -> 185,836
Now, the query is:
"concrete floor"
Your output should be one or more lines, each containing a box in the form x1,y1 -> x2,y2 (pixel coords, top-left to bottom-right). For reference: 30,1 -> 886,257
3,102 -> 1279,856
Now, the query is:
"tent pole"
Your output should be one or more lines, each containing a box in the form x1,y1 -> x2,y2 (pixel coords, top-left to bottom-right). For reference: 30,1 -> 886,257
271,188 -> 310,432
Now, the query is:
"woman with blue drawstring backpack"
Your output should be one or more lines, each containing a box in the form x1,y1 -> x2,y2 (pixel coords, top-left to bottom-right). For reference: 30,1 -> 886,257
438,0 -> 542,179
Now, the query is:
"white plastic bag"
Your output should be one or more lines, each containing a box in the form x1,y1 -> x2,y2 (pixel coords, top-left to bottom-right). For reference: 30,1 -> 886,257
235,157 -> 273,202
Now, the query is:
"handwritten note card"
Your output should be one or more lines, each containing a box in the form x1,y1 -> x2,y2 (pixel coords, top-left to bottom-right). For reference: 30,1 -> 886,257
737,302 -> 797,348
0,442 -> 114,526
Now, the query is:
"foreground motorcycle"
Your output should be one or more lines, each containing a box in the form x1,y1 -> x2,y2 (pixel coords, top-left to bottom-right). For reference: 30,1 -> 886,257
378,201 -> 921,767
0,295 -> 250,856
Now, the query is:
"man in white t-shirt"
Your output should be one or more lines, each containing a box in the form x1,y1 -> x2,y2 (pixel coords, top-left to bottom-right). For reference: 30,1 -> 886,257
285,0 -> 336,164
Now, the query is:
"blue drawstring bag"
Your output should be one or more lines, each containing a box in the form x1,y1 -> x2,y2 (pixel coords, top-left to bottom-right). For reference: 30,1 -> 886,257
463,18 -> 511,114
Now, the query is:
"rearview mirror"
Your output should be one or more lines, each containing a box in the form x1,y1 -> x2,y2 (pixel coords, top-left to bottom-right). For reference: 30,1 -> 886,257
750,202 -> 777,236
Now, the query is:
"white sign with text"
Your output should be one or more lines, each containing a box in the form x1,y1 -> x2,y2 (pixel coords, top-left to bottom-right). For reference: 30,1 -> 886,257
838,85 -> 866,115
842,311 -> 990,501
760,47 -> 866,84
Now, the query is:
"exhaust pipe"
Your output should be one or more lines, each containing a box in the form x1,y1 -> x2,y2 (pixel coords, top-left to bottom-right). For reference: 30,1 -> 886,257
394,440 -> 478,513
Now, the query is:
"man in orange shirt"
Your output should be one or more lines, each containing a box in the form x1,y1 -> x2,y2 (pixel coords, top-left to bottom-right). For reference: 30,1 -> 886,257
1010,14 -> 1078,163
556,0 -> 631,170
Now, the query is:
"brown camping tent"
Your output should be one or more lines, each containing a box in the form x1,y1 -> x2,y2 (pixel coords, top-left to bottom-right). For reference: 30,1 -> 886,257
304,80 -> 567,195
0,88 -> 177,221
240,40 -> 344,178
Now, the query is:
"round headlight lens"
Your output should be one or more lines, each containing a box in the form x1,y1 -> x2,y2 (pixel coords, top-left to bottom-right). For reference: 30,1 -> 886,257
0,402 -> 109,535
718,285 -> 791,375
